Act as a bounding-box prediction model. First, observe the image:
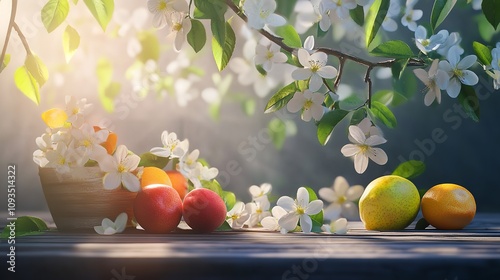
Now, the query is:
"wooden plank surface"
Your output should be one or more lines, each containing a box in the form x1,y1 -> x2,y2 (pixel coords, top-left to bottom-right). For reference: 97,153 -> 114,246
1,213 -> 500,280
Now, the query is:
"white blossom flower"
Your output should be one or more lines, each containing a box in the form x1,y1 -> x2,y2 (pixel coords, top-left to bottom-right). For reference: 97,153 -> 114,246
321,218 -> 348,234
261,206 -> 288,233
287,90 -> 325,122
243,0 -> 286,30
382,0 -> 401,32
245,200 -> 272,227
321,0 -> 357,20
226,202 -> 250,229
401,7 -> 422,31
254,43 -> 288,72
350,118 -> 382,140
277,187 -> 324,234
249,183 -> 272,202
45,142 -> 74,174
436,32 -> 463,57
439,46 -> 479,98
341,125 -> 388,174
472,0 -> 482,10
185,162 -> 219,189
168,12 -> 191,52
33,133 -> 53,167
71,123 -> 109,164
64,96 -> 92,127
94,212 -> 128,235
98,145 -> 141,192
319,176 -> 364,221
491,43 -> 500,71
150,130 -> 189,159
292,49 -> 338,92
487,70 -> 500,90
414,26 -> 447,54
413,59 -> 450,106
147,0 -> 188,29
303,35 -> 315,52
382,17 -> 398,32
294,0 -> 322,34
177,149 -> 200,176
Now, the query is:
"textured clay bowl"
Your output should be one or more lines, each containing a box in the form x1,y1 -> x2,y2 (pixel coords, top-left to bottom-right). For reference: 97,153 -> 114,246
39,167 -> 137,231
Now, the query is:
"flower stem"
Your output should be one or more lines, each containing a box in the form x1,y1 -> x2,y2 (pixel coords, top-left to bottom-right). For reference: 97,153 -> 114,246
0,0 -> 18,67
12,22 -> 32,56
224,0 -> 425,107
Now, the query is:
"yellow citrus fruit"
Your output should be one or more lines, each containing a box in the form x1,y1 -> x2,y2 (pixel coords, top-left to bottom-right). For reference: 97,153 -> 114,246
41,108 -> 68,128
140,167 -> 172,189
359,175 -> 420,231
421,183 -> 476,230
93,126 -> 118,155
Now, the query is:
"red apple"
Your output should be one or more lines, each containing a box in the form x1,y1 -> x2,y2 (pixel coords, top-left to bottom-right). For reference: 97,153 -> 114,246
182,188 -> 227,233
133,184 -> 183,233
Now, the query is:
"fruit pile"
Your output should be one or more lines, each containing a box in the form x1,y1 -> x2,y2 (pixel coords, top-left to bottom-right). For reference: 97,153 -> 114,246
34,96 -> 478,234
359,175 -> 476,230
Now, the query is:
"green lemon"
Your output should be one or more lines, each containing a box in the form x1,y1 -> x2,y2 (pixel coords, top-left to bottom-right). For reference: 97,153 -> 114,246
359,175 -> 420,230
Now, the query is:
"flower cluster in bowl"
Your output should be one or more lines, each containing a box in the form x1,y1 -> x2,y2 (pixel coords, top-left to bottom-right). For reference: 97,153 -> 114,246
33,96 -> 218,192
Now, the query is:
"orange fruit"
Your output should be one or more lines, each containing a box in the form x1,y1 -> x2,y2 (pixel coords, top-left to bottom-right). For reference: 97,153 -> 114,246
140,166 -> 172,189
133,184 -> 183,233
165,170 -> 188,199
421,183 -> 476,230
93,126 -> 118,154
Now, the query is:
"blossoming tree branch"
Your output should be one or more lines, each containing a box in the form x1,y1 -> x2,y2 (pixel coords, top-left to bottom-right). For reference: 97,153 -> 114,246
2,0 -> 500,174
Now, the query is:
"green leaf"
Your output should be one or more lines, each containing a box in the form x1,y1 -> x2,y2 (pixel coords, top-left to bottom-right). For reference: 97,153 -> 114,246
370,40 -> 414,59
370,101 -> 397,128
268,117 -> 287,149
1,54 -> 10,73
473,41 -> 493,66
14,66 -> 40,105
304,187 -> 323,233
392,160 -> 426,179
393,69 -> 417,100
138,152 -> 170,169
264,82 -> 297,113
201,180 -> 223,197
276,0 -> 297,18
187,19 -> 206,53
137,31 -> 160,62
350,5 -> 365,26
415,218 -> 430,230
373,90 -> 408,107
339,94 -> 365,111
430,0 -> 457,31
72,0 -> 79,4
25,54 -> 49,87
1,216 -> 48,238
62,25 -> 80,63
222,191 -> 236,212
350,107 -> 367,125
475,14 -> 499,42
215,220 -> 232,231
83,0 -> 114,31
391,58 -> 410,80
194,0 -> 226,18
365,0 -> 390,48
96,58 -> 116,112
41,0 -> 69,33
458,85 -> 480,122
212,21 -> 235,71
317,109 -> 349,145
193,7 -> 210,19
275,24 -> 302,48
242,99 -> 256,116
482,0 -> 500,29
211,17 -> 226,47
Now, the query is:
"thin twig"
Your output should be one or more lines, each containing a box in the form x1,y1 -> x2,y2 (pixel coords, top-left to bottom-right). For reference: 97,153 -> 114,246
224,0 -> 424,106
12,22 -> 32,56
0,0 -> 18,67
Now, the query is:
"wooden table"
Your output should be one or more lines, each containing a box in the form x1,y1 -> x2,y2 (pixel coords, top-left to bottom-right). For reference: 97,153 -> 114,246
2,213 -> 500,280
